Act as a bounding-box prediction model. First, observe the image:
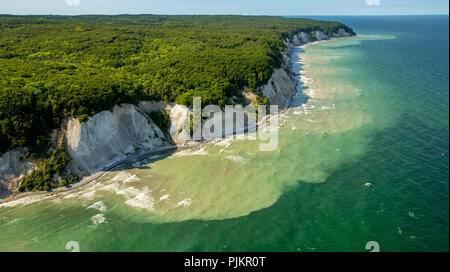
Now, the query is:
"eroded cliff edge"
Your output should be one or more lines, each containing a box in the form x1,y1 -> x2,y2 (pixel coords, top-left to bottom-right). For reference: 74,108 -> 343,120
0,28 -> 354,199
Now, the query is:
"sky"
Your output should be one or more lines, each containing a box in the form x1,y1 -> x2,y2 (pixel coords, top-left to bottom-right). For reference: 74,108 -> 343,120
0,0 -> 448,16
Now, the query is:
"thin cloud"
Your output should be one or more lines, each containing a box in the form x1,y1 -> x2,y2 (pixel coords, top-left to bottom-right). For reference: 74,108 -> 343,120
365,0 -> 380,6
66,0 -> 80,6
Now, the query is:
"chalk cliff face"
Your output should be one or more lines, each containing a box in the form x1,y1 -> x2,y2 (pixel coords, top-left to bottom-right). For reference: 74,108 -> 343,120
0,148 -> 36,198
257,41 -> 297,109
291,28 -> 353,46
65,104 -> 167,174
64,101 -> 193,175
292,32 -> 313,46
167,104 -> 190,143
64,62 -> 296,175
259,68 -> 297,109
333,28 -> 352,38
314,30 -> 330,41
292,34 -> 301,46
299,32 -> 313,44
137,101 -> 191,144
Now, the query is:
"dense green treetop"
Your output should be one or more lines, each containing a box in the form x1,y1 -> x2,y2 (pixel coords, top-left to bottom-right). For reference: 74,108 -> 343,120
0,15 -> 354,155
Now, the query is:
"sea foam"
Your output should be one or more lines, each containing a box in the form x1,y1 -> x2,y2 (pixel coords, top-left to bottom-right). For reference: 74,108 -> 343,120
177,198 -> 192,207
0,194 -> 55,208
125,192 -> 155,210
224,155 -> 249,165
87,201 -> 107,212
91,214 -> 107,225
123,174 -> 141,183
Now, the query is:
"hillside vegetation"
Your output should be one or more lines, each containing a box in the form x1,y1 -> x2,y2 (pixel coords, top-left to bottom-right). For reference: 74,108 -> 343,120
0,15 -> 354,155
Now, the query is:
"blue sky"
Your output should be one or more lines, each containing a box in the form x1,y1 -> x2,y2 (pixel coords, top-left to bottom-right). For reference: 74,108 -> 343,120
0,0 -> 448,15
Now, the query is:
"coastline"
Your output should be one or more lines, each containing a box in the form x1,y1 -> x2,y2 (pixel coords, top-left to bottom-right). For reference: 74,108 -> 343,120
0,35 -> 346,205
0,145 -> 178,204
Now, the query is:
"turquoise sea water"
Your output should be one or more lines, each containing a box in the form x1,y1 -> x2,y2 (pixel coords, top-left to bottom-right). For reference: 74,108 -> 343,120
0,16 -> 448,252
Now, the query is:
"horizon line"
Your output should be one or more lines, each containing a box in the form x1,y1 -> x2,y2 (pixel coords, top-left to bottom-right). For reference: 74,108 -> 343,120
0,13 -> 448,17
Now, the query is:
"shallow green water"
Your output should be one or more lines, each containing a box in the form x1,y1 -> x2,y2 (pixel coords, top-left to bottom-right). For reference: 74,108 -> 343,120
0,16 -> 448,252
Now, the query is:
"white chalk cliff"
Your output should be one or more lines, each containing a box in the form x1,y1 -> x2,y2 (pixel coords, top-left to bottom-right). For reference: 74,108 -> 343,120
314,30 -> 330,41
62,54 -> 298,177
0,27 -> 354,198
65,104 -> 167,174
259,57 -> 297,109
63,101 -> 193,176
333,28 -> 352,38
291,28 -> 352,46
299,32 -> 314,44
0,148 -> 36,197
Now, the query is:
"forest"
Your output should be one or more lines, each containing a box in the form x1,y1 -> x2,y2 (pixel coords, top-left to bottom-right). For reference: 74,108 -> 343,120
0,15 -> 354,156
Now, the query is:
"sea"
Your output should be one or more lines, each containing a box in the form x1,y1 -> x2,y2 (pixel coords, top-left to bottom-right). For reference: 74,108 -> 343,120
0,15 -> 448,252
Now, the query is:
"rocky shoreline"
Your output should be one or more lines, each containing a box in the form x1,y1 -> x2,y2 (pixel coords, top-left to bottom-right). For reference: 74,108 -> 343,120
0,28 -> 354,202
